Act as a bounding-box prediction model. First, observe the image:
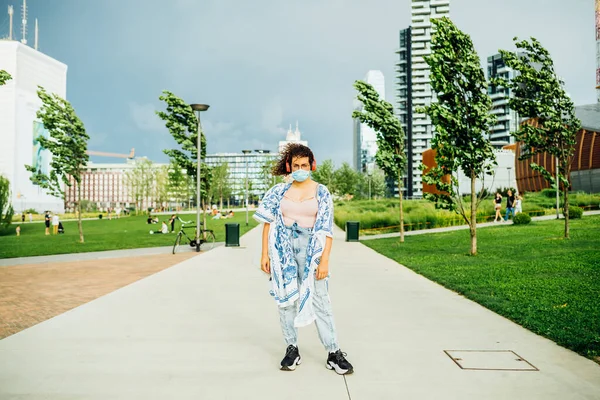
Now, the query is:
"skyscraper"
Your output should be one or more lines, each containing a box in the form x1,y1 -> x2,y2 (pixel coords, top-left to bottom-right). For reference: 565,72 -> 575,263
396,0 -> 450,198
396,27 -> 413,196
353,70 -> 385,173
487,53 -> 519,147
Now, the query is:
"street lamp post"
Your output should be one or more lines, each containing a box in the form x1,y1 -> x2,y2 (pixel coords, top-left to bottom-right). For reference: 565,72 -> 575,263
242,150 -> 252,226
191,103 -> 210,252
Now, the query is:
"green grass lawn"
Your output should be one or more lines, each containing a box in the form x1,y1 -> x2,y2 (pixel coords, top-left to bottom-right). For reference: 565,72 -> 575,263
0,212 -> 258,259
363,215 -> 600,360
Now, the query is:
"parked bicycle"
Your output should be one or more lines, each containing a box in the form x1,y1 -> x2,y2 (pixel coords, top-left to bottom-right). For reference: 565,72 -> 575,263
172,217 -> 216,254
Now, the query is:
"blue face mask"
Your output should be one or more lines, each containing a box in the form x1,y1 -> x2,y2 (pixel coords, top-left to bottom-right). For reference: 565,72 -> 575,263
291,169 -> 310,182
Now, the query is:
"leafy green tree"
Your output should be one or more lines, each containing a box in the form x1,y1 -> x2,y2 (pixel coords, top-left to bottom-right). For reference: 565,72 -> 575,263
209,163 -> 231,210
353,81 -> 407,242
25,87 -> 90,243
358,168 -> 387,199
167,161 -> 188,211
494,37 -> 581,239
260,159 -> 283,193
418,17 -> 497,256
311,159 -> 336,191
124,158 -> 154,214
333,162 -> 359,199
0,70 -> 11,86
0,175 -> 14,230
157,90 -> 212,226
153,164 -> 170,210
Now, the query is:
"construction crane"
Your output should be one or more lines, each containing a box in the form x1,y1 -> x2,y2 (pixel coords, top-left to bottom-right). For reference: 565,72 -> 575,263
86,148 -> 135,159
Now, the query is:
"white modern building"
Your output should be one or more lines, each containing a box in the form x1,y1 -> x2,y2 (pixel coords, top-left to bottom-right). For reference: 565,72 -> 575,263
396,0 -> 450,198
0,40 -> 67,213
456,149 -> 518,195
353,70 -> 385,173
278,122 -> 308,153
487,53 -> 519,147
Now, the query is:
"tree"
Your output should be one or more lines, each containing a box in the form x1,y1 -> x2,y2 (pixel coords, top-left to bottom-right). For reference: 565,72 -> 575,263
358,168 -> 387,200
0,70 -> 11,86
124,158 -> 154,213
25,87 -> 89,242
494,37 -> 581,239
418,17 -> 497,256
311,159 -> 336,191
332,162 -> 360,199
353,81 -> 407,242
260,159 -> 283,194
0,175 -> 14,230
157,90 -> 210,226
167,161 -> 188,211
154,164 -> 170,210
209,163 -> 231,210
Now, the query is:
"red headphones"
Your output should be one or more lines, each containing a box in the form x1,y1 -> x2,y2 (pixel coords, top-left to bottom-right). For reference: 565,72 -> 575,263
286,157 -> 317,173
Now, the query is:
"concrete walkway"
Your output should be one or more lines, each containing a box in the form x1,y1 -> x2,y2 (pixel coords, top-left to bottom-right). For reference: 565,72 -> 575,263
0,243 -> 223,267
0,225 -> 599,399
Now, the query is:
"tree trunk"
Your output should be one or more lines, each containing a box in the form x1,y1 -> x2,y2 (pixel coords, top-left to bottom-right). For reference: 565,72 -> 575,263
563,183 -> 570,239
202,198 -> 207,235
470,172 -> 477,256
398,170 -> 404,243
77,180 -> 84,243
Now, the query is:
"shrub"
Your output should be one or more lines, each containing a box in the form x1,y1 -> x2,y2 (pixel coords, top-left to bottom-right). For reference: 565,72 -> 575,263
568,206 -> 583,219
540,188 -> 560,198
512,213 -> 531,225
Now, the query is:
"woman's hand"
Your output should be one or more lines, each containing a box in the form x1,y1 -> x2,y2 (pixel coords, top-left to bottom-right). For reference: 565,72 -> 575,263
316,259 -> 329,280
261,254 -> 271,275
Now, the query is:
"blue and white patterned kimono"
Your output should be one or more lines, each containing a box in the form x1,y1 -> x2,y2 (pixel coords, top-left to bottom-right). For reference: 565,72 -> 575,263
253,182 -> 334,327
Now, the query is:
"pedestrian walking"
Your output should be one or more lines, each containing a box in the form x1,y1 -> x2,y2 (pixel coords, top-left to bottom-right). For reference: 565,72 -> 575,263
514,195 -> 523,215
505,189 -> 516,222
493,192 -> 502,222
169,214 -> 176,233
28,212 -> 33,223
44,211 -> 50,235
254,143 -> 354,375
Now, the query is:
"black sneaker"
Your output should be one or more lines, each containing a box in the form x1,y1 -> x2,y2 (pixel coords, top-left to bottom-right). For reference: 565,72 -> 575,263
280,345 -> 302,371
326,350 -> 354,375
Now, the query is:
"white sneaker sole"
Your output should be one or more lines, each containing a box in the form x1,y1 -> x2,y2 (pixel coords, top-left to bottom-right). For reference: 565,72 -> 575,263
326,361 -> 353,375
281,356 -> 301,371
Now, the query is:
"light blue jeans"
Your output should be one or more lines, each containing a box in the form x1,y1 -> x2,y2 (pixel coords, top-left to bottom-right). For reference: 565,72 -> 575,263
279,223 -> 339,353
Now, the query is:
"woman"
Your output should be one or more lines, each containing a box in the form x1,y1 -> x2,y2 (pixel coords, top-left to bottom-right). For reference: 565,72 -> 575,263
493,192 -> 503,222
254,143 -> 353,375
514,195 -> 523,215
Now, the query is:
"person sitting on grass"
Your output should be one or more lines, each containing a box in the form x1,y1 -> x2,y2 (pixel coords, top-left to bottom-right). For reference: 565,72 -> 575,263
150,221 -> 169,234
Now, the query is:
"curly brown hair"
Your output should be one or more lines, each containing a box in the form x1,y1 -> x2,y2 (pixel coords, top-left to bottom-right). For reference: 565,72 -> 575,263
272,143 -> 315,176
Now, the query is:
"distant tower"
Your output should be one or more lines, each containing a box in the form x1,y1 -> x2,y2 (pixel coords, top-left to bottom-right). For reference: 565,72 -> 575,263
596,0 -> 600,103
8,5 -> 14,40
21,0 -> 27,45
597,0 -> 600,101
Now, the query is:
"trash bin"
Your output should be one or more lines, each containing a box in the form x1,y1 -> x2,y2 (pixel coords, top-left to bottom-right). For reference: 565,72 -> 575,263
225,223 -> 240,247
99,214 -> 103,220
346,221 -> 360,242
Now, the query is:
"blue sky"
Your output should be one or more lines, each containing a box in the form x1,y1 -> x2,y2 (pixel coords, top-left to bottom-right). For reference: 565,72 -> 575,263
0,0 -> 595,166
